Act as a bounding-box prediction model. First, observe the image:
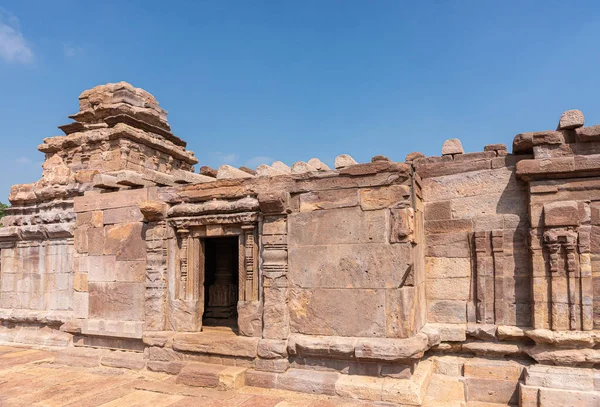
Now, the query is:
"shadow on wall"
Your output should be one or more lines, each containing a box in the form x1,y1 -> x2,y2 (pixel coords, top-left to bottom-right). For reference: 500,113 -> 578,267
494,161 -> 532,327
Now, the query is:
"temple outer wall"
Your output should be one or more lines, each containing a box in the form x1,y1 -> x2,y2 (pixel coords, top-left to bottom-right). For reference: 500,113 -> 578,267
72,188 -> 151,341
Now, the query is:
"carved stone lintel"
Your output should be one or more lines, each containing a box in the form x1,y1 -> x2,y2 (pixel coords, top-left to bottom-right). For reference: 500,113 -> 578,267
170,212 -> 259,229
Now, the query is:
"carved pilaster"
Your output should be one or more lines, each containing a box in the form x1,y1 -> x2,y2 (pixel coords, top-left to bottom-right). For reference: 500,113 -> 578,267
261,214 -> 289,339
144,220 -> 168,331
177,228 -> 190,300
242,225 -> 258,301
543,228 -> 587,331
473,231 -> 494,324
491,230 -> 505,325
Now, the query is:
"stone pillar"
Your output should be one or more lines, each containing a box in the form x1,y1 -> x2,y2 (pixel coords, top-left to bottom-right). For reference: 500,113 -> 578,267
258,192 -> 290,341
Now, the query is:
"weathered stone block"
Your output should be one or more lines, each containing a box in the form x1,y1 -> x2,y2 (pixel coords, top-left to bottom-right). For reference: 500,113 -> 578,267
425,219 -> 472,235
464,359 -> 522,381
425,232 -> 471,258
359,185 -> 410,210
428,323 -> 466,342
299,189 -> 358,212
262,215 -> 287,235
442,138 -> 464,155
335,375 -> 383,401
255,358 -> 289,373
263,287 -> 289,340
104,222 -> 145,261
88,255 -> 116,282
390,207 -> 414,242
543,200 -> 579,226
74,189 -> 148,213
465,377 -> 519,405
427,300 -> 466,324
172,332 -> 259,358
147,360 -> 184,375
258,339 -> 288,359
101,351 -> 146,370
385,287 -> 416,338
525,365 -> 595,391
425,257 -> 470,279
103,206 -> 144,225
88,282 -> 145,321
355,334 -> 429,362
87,227 -> 104,256
73,272 -> 88,292
258,191 -> 289,214
277,369 -> 339,395
76,211 -> 103,228
558,109 -> 584,130
289,207 -> 387,246
424,201 -> 452,221
289,288 -> 386,337
245,369 -> 278,388
115,261 -> 145,282
289,243 -> 411,289
237,301 -> 263,338
539,387 -> 599,407
176,362 -> 225,388
426,277 -> 470,301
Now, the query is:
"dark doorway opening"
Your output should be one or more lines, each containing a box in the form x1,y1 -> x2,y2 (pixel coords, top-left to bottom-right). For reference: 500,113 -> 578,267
203,237 -> 239,329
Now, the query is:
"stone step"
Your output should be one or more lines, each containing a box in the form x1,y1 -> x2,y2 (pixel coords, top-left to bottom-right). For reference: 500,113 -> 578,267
425,373 -> 466,404
244,360 -> 434,404
176,361 -> 247,391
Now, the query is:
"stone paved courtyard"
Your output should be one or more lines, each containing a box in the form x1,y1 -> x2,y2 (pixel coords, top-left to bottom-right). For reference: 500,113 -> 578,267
0,345 -> 386,407
0,345 -> 512,407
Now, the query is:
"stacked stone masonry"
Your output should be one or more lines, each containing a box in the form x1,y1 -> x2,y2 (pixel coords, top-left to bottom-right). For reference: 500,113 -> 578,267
0,85 -> 598,406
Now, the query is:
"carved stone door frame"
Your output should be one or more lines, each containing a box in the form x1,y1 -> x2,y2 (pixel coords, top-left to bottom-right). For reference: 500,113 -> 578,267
169,212 -> 260,331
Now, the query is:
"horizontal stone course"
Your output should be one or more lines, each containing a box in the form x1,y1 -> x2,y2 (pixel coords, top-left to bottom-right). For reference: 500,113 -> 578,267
172,332 -> 259,358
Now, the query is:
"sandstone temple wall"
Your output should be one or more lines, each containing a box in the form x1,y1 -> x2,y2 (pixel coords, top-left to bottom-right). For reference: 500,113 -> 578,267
0,83 -> 598,406
416,148 -> 532,331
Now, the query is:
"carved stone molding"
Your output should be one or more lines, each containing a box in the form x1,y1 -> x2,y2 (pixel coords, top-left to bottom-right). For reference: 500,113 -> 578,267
169,212 -> 259,229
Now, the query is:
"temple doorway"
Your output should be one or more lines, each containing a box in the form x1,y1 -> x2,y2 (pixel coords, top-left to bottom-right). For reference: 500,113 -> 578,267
202,237 -> 239,329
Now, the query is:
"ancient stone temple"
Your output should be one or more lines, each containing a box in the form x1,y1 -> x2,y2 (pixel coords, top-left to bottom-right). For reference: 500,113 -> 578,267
0,82 -> 598,406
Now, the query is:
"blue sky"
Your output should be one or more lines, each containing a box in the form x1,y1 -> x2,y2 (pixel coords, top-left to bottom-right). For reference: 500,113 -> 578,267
1,1 -> 600,201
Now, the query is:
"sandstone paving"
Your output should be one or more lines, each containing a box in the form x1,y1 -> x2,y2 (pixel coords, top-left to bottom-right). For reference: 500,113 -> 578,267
0,346 -> 421,407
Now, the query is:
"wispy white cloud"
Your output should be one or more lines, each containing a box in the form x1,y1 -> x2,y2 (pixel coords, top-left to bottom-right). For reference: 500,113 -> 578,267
213,152 -> 239,166
0,10 -> 33,64
14,157 -> 32,165
245,156 -> 274,169
63,43 -> 83,58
